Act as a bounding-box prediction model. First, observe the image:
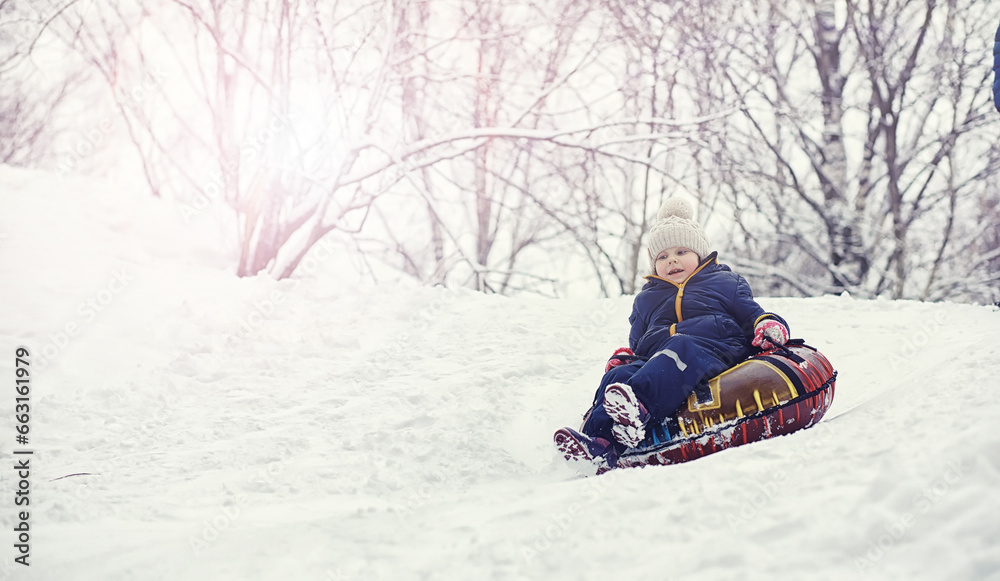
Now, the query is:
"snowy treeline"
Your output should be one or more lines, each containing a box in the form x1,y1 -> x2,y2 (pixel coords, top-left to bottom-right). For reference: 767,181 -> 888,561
2,0 -> 999,302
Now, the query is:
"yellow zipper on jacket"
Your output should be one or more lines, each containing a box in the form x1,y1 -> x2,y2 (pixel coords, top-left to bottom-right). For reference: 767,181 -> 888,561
646,255 -> 717,325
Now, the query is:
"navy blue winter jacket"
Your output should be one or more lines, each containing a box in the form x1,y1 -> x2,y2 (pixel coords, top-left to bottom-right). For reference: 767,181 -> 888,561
993,20 -> 1000,112
628,252 -> 786,367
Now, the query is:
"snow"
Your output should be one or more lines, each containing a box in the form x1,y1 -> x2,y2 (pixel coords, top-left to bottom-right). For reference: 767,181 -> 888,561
1,165 -> 999,581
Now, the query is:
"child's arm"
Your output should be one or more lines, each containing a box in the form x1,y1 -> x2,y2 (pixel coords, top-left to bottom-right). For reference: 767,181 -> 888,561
730,274 -> 789,341
627,300 -> 645,352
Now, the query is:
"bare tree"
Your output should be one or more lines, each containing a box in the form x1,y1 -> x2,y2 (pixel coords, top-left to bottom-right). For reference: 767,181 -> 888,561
0,1 -> 78,166
23,0 -> 998,301
313,0 -> 718,296
704,0 -> 1000,300
46,0 -> 624,290
506,0 -> 739,296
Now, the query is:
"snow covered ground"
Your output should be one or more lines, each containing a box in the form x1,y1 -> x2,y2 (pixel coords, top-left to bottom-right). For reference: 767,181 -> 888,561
1,165 -> 999,581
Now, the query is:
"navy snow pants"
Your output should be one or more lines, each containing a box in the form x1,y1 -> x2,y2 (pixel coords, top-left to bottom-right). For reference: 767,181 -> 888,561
581,334 -> 734,451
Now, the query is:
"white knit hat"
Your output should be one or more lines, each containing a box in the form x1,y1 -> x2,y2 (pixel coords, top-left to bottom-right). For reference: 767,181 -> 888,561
646,197 -> 711,270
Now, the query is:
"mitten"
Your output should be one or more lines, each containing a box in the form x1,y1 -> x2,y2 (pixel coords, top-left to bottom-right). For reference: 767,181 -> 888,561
752,319 -> 789,350
605,347 -> 636,373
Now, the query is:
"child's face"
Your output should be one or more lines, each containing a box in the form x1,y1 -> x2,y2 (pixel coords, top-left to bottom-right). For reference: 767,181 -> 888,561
654,247 -> 700,283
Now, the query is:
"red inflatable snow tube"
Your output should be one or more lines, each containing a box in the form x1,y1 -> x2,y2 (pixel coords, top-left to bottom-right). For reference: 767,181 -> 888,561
616,340 -> 837,469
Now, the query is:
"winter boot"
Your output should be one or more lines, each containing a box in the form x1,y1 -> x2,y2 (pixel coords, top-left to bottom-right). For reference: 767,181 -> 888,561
553,427 -> 617,474
603,383 -> 650,448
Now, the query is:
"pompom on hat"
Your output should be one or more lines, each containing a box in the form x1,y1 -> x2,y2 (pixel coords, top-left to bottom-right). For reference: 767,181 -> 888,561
646,197 -> 711,270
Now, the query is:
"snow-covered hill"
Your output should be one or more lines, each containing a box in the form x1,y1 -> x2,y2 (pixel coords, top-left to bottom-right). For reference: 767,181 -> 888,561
1,166 -> 998,581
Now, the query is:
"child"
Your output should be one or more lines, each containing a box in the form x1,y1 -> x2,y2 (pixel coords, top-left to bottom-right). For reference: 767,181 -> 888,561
554,197 -> 790,472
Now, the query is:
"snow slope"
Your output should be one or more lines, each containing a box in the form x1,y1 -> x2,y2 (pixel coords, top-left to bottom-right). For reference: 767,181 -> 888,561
1,165 -> 998,581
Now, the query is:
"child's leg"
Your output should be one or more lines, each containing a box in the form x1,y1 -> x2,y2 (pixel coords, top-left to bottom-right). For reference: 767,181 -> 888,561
603,383 -> 650,447
553,427 -> 617,473
579,360 -> 643,453
624,335 -> 730,422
